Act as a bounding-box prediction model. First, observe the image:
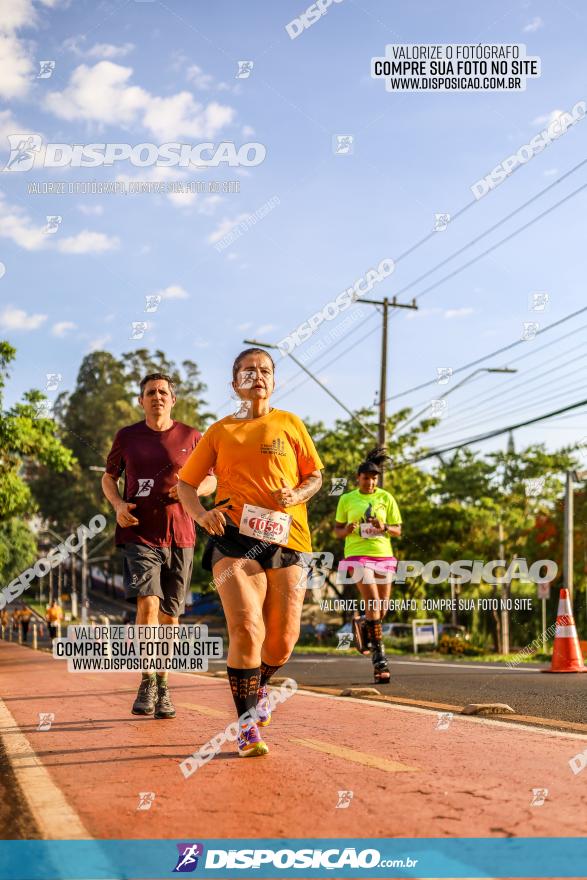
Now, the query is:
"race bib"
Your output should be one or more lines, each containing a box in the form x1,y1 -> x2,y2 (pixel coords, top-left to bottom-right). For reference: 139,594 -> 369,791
239,504 -> 292,545
360,523 -> 385,538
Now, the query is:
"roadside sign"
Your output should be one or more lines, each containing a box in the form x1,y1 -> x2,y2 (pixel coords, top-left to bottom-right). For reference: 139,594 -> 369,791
537,583 -> 551,600
412,618 -> 438,654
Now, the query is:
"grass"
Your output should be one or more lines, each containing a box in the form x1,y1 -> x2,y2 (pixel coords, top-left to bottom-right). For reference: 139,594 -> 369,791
292,644 -> 551,664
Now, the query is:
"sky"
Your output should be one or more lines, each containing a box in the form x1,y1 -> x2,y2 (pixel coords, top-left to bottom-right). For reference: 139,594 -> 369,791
0,0 -> 586,463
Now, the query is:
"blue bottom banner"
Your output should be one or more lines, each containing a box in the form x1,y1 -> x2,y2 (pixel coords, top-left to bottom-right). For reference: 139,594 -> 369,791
0,838 -> 586,879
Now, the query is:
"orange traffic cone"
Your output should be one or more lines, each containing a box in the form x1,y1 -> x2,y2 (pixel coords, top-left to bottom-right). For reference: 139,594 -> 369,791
544,588 -> 587,673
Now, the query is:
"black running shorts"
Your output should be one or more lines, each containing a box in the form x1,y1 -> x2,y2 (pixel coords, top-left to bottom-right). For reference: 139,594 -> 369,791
121,543 -> 194,617
201,523 -> 307,572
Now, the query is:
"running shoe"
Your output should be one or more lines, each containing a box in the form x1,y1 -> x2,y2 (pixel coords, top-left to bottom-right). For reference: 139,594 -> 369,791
132,677 -> 157,715
154,684 -> 176,719
237,723 -> 269,757
373,656 -> 390,684
256,685 -> 272,727
352,615 -> 371,655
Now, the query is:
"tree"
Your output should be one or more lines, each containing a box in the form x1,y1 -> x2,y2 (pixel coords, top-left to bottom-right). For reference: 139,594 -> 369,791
0,341 -> 74,583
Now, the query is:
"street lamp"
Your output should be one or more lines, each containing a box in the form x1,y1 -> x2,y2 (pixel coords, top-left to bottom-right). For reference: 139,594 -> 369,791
397,366 -> 518,432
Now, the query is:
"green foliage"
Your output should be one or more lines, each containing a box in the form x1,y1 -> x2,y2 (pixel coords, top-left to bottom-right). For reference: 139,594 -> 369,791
0,342 -> 74,523
0,518 -> 37,584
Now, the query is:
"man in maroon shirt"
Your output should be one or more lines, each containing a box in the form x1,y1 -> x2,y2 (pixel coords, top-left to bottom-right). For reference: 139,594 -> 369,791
102,373 -> 216,719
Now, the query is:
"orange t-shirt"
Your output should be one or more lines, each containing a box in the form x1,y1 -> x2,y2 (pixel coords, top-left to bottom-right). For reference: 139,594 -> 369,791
178,409 -> 323,553
46,606 -> 63,622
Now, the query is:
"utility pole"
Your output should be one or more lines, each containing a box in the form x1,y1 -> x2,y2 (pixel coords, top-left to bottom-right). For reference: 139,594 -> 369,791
499,519 -> 509,656
361,296 -> 418,485
81,539 -> 88,625
564,470 -> 574,603
70,554 -> 78,620
563,469 -> 587,604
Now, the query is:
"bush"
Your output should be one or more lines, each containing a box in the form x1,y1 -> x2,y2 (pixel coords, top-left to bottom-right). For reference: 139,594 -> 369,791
438,634 -> 487,656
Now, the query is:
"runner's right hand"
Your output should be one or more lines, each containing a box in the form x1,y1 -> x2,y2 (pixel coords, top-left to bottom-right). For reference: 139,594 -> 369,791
115,502 -> 139,528
346,522 -> 359,536
197,508 -> 226,536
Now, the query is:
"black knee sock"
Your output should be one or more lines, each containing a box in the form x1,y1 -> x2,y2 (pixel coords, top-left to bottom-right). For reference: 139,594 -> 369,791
259,661 -> 282,689
366,619 -> 384,654
226,666 -> 260,720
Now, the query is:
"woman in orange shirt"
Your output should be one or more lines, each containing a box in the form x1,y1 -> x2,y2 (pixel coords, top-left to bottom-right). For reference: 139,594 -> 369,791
178,348 -> 323,758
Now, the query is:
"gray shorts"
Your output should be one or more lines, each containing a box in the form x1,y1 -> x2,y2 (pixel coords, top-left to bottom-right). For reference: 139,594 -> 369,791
121,543 -> 194,618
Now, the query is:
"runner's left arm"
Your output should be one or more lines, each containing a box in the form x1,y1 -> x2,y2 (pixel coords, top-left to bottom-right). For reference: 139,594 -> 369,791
274,470 -> 322,507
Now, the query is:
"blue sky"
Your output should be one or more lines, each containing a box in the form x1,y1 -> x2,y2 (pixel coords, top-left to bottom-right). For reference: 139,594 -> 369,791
1,0 -> 586,460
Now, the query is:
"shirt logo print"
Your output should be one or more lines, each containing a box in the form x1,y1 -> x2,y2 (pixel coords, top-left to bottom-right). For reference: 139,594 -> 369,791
260,438 -> 286,456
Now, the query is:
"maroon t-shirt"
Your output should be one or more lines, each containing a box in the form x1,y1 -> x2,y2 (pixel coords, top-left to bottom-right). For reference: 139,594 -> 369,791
105,420 -> 205,548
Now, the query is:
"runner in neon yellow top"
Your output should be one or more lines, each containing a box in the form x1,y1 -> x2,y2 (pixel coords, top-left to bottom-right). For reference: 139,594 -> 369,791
334,447 -> 402,684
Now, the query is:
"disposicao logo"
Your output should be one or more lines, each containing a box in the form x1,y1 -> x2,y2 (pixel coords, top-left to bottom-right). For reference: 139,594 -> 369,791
173,843 -> 204,872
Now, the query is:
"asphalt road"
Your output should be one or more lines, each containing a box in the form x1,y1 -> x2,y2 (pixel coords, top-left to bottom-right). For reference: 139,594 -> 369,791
211,652 -> 587,728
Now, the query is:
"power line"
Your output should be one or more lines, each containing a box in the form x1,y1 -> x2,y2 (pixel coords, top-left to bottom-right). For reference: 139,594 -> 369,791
410,182 -> 587,302
273,168 -> 587,410
427,375 -> 587,446
386,305 -> 587,402
398,160 -> 587,296
410,342 -> 587,436
401,398 -> 587,466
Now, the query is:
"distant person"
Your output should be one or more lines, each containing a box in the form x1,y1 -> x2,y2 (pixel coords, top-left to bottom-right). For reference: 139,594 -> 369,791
334,448 -> 402,684
19,607 -> 32,642
102,373 -> 216,721
46,601 -> 63,640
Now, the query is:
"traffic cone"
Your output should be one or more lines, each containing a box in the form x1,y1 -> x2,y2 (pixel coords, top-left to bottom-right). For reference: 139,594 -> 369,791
544,588 -> 587,673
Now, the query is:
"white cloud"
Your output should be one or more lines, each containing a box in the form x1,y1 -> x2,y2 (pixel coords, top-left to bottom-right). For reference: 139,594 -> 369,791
444,307 -> 474,319
157,284 -> 189,300
226,252 -> 238,261
52,320 -> 76,336
256,324 -> 276,335
0,190 -> 118,252
0,0 -> 38,31
0,190 -> 46,249
237,322 -> 252,331
207,214 -> 250,244
44,61 -> 235,141
63,36 -> 134,59
88,334 -> 111,352
186,64 -> 215,90
183,59 -> 229,91
45,62 -> 148,127
242,125 -> 255,137
523,16 -> 543,33
56,230 -> 119,254
532,109 -> 565,127
198,194 -> 223,215
0,0 -> 67,99
0,31 -> 34,99
0,304 -> 47,330
406,306 -> 473,321
77,203 -> 104,216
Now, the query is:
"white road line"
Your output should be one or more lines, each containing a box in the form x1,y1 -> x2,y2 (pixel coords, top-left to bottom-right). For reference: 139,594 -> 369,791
0,696 -> 91,840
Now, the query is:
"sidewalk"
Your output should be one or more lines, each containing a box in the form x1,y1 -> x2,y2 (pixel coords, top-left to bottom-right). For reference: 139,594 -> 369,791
1,640 -> 587,842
